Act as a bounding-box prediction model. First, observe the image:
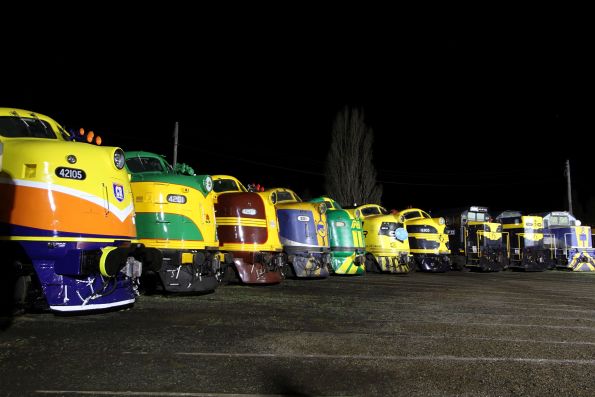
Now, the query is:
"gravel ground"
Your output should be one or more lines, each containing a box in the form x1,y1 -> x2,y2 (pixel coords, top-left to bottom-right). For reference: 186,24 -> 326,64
1,271 -> 594,396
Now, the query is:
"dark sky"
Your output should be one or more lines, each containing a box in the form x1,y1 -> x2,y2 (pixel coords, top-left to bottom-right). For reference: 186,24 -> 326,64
2,21 -> 593,220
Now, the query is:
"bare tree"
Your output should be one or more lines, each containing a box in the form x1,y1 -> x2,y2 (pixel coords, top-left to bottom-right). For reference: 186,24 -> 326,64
325,107 -> 382,206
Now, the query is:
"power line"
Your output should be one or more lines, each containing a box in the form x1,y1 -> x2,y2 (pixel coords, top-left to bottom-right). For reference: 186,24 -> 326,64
377,179 -> 548,187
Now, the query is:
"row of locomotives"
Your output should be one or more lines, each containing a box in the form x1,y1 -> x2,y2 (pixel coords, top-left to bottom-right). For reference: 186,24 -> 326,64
124,151 -> 225,294
267,188 -> 331,278
397,208 -> 451,272
309,196 -> 366,275
347,204 -> 411,274
212,175 -> 285,284
539,211 -> 595,272
441,206 -> 508,272
495,211 -> 550,271
0,108 -> 162,314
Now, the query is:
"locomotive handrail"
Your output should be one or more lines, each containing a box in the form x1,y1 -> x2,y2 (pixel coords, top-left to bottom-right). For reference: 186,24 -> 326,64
475,230 -> 485,258
542,233 -> 556,259
564,231 -> 588,249
102,183 -> 110,216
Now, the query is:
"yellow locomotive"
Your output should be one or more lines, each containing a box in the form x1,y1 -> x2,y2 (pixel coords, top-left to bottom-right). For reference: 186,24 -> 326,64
396,208 -> 451,272
439,206 -> 507,271
347,204 -> 411,273
125,151 -> 223,293
495,211 -> 550,271
0,108 -> 161,313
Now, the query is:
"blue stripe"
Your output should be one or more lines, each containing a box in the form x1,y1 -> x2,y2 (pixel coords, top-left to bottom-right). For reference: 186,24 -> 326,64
0,223 -> 134,240
277,209 -> 319,246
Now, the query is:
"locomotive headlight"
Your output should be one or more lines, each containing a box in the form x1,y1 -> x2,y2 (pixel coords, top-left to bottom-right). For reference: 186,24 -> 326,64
439,217 -> 445,225
355,209 -> 361,219
203,176 -> 213,192
318,202 -> 327,214
113,149 -> 125,169
66,154 -> 77,164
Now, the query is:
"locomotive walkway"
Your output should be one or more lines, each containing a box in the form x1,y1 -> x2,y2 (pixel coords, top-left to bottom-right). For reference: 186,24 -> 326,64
1,271 -> 595,396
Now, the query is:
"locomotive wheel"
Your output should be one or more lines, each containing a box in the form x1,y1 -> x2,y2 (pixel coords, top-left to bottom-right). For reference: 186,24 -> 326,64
450,256 -> 466,271
139,271 -> 164,295
221,264 -> 240,284
478,257 -> 490,272
13,275 -> 31,313
282,263 -> 296,279
1,260 -> 44,316
364,253 -> 380,273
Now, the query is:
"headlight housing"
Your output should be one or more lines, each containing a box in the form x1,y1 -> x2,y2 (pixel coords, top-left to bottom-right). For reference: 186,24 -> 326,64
203,176 -> 213,192
114,149 -> 125,169
318,202 -> 327,214
439,217 -> 445,225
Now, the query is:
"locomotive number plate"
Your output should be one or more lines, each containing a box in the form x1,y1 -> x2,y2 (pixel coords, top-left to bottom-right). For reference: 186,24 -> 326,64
55,167 -> 86,180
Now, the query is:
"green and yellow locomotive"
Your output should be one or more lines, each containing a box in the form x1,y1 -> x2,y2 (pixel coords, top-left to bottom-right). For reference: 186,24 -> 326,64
267,188 -> 331,278
397,208 -> 451,272
0,108 -> 161,313
309,196 -> 365,275
212,175 -> 285,284
495,210 -> 550,271
125,151 -> 223,292
346,204 -> 411,273
440,206 -> 507,271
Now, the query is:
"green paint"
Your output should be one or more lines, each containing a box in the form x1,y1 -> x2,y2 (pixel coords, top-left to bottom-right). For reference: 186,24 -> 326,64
135,212 -> 203,241
125,151 -> 212,196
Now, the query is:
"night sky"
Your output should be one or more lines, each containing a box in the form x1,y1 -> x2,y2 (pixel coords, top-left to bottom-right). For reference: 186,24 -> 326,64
2,22 -> 593,221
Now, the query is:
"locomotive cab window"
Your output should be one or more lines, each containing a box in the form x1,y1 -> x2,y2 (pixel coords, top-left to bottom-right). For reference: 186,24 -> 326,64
0,116 -> 57,139
403,211 -> 422,220
214,179 -> 240,193
549,215 -> 570,227
362,207 -> 380,216
126,157 -> 165,173
276,191 -> 299,203
468,212 -> 487,222
420,211 -> 431,219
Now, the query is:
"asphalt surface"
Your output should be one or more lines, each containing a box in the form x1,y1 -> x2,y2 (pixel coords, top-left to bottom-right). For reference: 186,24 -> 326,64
1,271 -> 594,396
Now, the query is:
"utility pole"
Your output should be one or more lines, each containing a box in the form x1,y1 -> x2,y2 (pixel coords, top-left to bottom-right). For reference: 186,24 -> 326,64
173,122 -> 179,168
566,159 -> 573,215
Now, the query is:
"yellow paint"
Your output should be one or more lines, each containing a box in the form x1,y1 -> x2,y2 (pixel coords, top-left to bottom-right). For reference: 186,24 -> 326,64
99,246 -> 118,277
181,252 -> 194,264
131,180 -> 219,247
